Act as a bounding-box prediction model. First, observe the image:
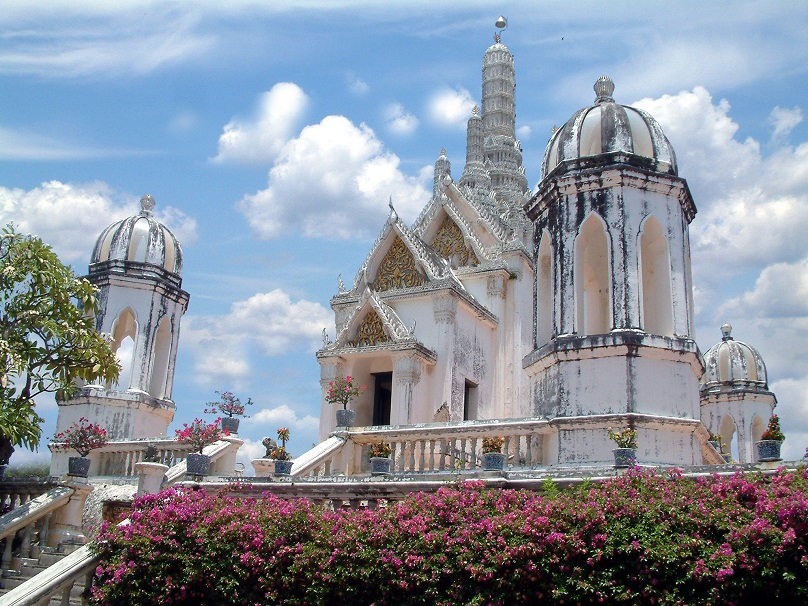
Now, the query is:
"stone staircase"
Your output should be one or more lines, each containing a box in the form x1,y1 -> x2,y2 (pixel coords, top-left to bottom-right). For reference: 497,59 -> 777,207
0,542 -> 89,605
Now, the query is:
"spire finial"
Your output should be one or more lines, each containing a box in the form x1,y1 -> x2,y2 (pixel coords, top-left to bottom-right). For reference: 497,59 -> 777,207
388,195 -> 398,221
472,105 -> 479,116
440,148 -> 446,157
140,194 -> 155,214
721,323 -> 733,341
594,76 -> 615,104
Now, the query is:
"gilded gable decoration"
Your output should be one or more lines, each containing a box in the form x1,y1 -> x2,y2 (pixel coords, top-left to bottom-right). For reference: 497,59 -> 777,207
432,216 -> 478,268
348,309 -> 390,347
371,236 -> 425,292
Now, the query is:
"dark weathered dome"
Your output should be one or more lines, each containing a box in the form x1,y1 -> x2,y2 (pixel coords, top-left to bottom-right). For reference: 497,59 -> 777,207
542,76 -> 678,178
91,194 -> 183,275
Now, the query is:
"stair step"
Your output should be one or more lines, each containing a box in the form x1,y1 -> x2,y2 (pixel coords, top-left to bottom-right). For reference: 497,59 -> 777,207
38,551 -> 67,567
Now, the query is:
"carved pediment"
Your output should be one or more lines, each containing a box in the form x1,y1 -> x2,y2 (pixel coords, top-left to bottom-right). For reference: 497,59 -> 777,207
431,216 -> 479,269
371,236 -> 426,292
347,308 -> 391,347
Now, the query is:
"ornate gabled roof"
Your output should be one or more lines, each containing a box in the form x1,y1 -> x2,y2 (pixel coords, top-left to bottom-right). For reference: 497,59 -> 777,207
443,178 -> 512,244
352,208 -> 451,292
325,287 -> 416,351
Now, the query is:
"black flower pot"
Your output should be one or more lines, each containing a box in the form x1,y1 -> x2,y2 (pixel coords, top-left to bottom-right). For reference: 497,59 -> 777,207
370,457 -> 392,475
186,452 -> 211,477
221,417 -> 240,435
756,440 -> 782,462
613,448 -> 637,468
482,452 -> 506,471
274,460 -> 293,475
336,409 -> 356,428
68,456 -> 91,478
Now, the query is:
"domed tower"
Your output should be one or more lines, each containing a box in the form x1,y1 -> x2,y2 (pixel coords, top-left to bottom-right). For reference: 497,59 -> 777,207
55,194 -> 190,444
523,77 -> 703,466
700,324 -> 777,462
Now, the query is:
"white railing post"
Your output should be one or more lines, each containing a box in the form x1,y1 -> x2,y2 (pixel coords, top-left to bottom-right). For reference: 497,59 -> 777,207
135,462 -> 168,496
210,436 -> 243,476
46,480 -> 93,548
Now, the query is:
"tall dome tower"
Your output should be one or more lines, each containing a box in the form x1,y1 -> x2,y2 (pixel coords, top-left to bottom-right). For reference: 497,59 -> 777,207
54,195 -> 190,454
700,324 -> 777,462
523,78 -> 704,466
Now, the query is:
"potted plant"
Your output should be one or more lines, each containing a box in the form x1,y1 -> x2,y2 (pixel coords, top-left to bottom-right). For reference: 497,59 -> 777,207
326,375 -> 366,427
205,390 -> 252,435
756,414 -> 784,462
53,417 -> 108,478
481,436 -> 506,471
175,418 -> 226,479
368,440 -> 392,475
608,427 -> 638,468
270,427 -> 293,475
707,431 -> 721,452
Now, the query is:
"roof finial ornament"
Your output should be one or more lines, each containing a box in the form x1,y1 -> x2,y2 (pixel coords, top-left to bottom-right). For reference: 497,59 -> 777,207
494,15 -> 507,43
140,194 -> 155,214
388,195 -> 398,222
440,148 -> 446,157
337,274 -> 346,293
594,76 -> 615,104
721,323 -> 733,341
472,105 -> 479,116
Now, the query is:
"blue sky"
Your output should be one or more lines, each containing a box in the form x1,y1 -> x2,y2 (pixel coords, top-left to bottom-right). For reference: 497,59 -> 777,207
2,1 -> 808,466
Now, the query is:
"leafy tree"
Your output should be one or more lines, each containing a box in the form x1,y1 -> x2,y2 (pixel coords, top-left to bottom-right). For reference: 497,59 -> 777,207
0,224 -> 119,459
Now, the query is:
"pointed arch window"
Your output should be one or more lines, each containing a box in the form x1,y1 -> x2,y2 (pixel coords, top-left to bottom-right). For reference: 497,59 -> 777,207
536,231 -> 554,346
639,216 -> 673,336
149,316 -> 172,399
110,307 -> 137,390
575,214 -> 611,335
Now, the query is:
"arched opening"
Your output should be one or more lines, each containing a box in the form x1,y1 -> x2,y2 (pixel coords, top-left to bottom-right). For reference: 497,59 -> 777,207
536,231 -> 554,346
149,316 -> 172,399
575,213 -> 611,335
639,216 -> 673,336
750,414 -> 767,463
720,414 -> 739,463
110,308 -> 137,390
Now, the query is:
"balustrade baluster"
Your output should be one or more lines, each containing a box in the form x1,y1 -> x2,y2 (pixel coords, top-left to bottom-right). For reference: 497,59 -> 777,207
39,512 -> 52,547
428,440 -> 436,471
417,440 -> 425,471
503,436 -> 512,467
19,521 -> 33,558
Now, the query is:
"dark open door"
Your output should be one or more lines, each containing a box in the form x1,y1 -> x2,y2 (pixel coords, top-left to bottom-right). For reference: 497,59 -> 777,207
373,372 -> 392,426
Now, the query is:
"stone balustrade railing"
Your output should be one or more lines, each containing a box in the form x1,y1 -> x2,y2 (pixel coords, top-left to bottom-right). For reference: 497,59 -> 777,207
94,438 -> 197,477
297,418 -> 553,477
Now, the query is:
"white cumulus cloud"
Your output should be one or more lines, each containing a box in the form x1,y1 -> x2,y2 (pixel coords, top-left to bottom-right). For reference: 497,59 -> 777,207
769,106 -> 803,143
182,289 -> 332,385
428,87 -> 476,129
237,114 -> 429,240
0,181 -> 197,265
384,103 -> 419,135
212,82 -> 309,165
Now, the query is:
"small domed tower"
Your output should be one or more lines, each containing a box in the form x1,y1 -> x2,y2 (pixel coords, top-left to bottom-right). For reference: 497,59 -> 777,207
54,195 -> 190,449
700,324 -> 776,462
523,77 -> 703,466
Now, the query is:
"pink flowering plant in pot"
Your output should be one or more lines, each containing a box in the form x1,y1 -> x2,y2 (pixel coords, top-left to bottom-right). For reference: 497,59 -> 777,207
175,418 -> 226,454
205,390 -> 252,434
325,375 -> 366,410
53,417 -> 108,458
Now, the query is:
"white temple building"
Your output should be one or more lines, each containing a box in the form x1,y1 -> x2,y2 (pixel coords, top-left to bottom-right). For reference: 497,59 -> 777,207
314,33 -> 777,469
50,30 -> 780,476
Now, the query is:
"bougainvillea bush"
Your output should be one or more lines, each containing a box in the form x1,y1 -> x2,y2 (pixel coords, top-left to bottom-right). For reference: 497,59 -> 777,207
91,468 -> 808,605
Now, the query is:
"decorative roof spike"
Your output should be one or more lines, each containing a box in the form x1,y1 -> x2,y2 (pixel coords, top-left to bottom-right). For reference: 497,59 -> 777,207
721,323 -> 733,341
140,194 -> 155,214
440,148 -> 446,157
594,76 -> 615,104
388,196 -> 398,222
472,105 -> 480,116
337,274 -> 346,293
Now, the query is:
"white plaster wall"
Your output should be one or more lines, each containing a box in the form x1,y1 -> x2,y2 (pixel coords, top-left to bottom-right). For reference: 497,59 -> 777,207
700,392 -> 776,463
